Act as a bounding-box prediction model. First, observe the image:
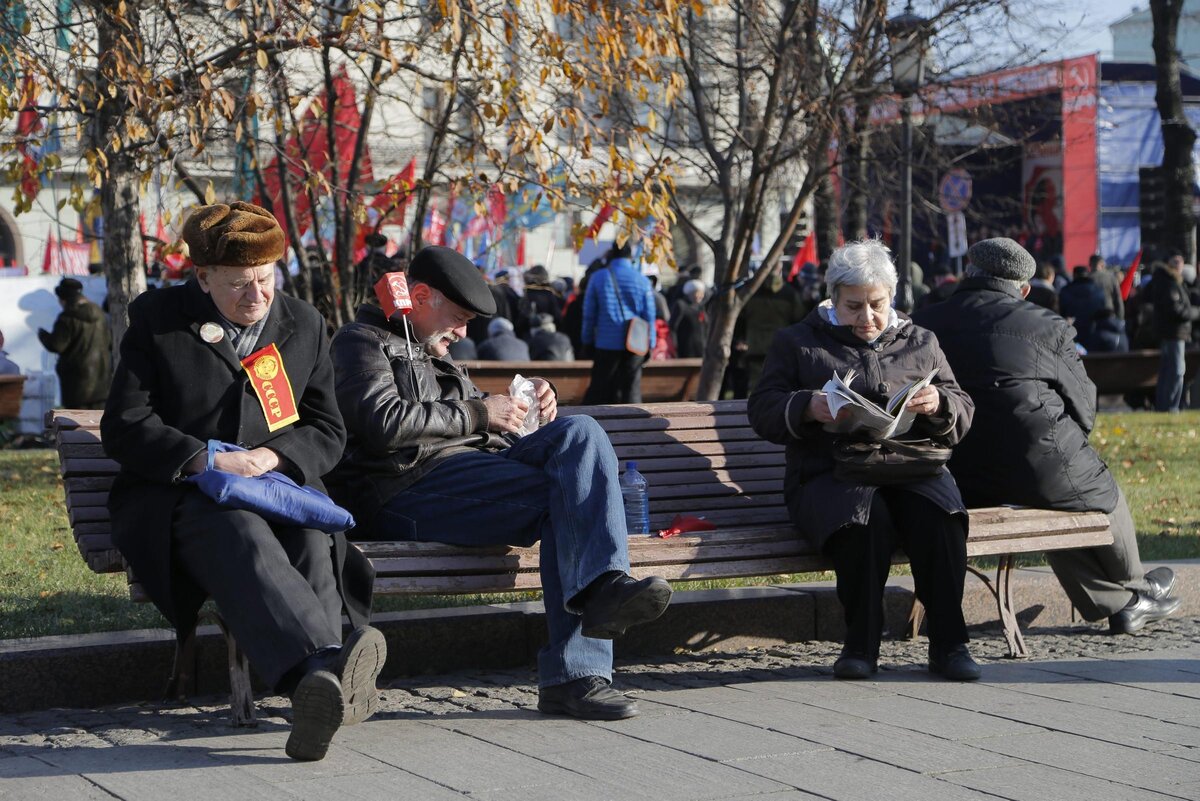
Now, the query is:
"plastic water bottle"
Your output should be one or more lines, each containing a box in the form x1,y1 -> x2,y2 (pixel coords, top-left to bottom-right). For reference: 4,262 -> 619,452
621,461 -> 650,536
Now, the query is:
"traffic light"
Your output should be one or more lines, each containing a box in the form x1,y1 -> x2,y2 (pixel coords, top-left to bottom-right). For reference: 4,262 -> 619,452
1139,166 -> 1167,260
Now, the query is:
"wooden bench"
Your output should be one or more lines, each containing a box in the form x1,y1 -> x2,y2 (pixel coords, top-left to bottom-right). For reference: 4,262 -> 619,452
459,358 -> 703,405
48,401 -> 1112,724
1082,348 -> 1200,395
0,374 -> 25,419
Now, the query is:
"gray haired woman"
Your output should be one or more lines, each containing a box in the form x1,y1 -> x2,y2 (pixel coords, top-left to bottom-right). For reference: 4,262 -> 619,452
747,240 -> 981,680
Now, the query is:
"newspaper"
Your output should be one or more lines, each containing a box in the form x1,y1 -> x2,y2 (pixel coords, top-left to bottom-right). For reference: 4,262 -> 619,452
821,367 -> 938,440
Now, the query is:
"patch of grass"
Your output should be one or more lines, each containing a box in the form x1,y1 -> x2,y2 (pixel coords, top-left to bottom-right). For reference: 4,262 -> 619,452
0,450 -> 166,639
3,410 -> 1197,639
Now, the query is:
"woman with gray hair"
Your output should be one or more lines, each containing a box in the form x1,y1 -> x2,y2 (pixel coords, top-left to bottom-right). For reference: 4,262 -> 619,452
747,239 -> 981,681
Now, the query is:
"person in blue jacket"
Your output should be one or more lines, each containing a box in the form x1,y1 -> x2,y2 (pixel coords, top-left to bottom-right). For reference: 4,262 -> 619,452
581,241 -> 657,403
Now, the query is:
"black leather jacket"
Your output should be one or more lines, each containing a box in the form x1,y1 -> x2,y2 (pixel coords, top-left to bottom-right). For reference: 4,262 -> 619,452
326,304 -> 511,530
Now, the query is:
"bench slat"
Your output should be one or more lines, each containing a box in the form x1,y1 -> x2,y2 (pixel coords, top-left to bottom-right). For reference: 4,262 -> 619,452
46,410 -> 103,430
65,476 -> 116,492
61,457 -> 120,477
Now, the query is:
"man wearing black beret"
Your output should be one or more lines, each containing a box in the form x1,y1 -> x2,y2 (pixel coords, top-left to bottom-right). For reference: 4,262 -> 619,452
328,245 -> 673,720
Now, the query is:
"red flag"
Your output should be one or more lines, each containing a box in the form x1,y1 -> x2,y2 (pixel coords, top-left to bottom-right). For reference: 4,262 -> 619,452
487,184 -> 507,231
587,203 -> 615,240
373,158 -> 417,225
1120,250 -> 1141,301
258,67 -> 373,243
788,232 -> 817,281
516,229 -> 526,266
16,76 -> 42,198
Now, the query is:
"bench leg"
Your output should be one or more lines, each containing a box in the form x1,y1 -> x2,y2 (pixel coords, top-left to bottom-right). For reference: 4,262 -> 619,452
165,625 -> 197,702
212,613 -> 257,728
908,599 -> 925,640
995,555 -> 1028,658
965,556 -> 1028,659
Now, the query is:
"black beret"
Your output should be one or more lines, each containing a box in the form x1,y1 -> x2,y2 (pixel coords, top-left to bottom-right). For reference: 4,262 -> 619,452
408,246 -> 497,317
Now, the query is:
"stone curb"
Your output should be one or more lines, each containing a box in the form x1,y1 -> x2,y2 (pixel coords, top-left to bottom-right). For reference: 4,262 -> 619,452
1,560 -> 1193,714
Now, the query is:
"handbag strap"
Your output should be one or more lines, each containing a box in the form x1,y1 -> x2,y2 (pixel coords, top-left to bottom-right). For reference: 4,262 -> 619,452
607,266 -> 634,321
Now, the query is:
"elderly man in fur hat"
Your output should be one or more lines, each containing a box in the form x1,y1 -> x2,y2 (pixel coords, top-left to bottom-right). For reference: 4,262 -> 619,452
914,238 -> 1180,636
101,201 -> 384,761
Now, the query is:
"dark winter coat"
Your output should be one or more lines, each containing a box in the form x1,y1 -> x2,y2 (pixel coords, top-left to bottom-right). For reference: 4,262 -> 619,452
39,297 -> 112,408
467,284 -> 513,345
1024,281 -> 1059,314
327,304 -> 513,530
1083,314 -> 1129,353
672,298 -> 708,359
913,276 -> 1119,513
747,305 -> 974,548
528,329 -> 575,361
478,331 -> 531,361
1150,267 -> 1200,341
100,280 -> 372,635
1058,276 -> 1107,344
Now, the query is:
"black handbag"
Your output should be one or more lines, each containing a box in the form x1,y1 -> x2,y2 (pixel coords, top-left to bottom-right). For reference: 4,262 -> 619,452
831,438 -> 951,486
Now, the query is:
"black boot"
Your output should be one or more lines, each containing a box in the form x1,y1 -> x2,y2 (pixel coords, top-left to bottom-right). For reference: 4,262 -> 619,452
579,572 -> 672,639
538,676 -> 638,720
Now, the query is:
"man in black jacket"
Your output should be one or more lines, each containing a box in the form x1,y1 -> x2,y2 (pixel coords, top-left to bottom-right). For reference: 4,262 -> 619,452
328,246 -> 672,721
38,278 -> 112,408
915,238 -> 1180,635
101,202 -> 384,761
1150,255 -> 1200,411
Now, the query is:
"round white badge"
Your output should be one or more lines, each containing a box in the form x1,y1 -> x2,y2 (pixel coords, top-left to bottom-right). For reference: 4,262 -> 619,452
200,322 -> 225,344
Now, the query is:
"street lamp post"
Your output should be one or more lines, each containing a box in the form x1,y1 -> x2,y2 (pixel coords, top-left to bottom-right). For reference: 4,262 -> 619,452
887,3 -> 932,313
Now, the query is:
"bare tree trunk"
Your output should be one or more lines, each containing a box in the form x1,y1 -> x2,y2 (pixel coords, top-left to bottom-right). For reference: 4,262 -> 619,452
812,147 -> 840,260
843,94 -> 873,241
97,0 -> 146,352
1151,0 -> 1197,263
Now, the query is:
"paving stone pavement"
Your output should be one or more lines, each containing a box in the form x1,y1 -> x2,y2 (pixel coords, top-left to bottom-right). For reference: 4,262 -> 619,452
2,617 -> 1200,800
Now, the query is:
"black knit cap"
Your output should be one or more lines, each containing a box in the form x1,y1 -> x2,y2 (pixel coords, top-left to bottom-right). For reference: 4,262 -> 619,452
408,246 -> 497,317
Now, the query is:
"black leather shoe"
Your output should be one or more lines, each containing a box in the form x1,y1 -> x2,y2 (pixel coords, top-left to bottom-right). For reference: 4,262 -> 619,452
928,644 -> 982,681
833,650 -> 877,680
538,676 -> 639,720
580,573 -> 673,639
338,626 -> 387,726
1109,590 -> 1182,634
286,670 -> 344,761
1144,567 -> 1178,602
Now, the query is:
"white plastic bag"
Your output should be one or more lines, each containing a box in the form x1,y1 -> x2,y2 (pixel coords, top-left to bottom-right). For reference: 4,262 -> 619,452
509,374 -> 540,437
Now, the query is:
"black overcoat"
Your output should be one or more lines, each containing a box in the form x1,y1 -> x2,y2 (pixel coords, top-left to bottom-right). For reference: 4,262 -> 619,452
913,276 -> 1120,513
101,280 -> 373,635
747,306 -> 974,548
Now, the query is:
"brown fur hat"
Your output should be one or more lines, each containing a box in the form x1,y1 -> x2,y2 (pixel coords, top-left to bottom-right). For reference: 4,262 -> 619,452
183,201 -> 285,268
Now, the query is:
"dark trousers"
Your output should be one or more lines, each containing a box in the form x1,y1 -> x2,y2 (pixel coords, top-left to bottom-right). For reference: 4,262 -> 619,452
584,348 -> 643,404
171,490 -> 344,689
822,489 -> 969,660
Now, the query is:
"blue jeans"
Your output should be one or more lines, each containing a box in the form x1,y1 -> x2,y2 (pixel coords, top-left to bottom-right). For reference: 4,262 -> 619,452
1156,339 -> 1186,412
374,416 -> 629,687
